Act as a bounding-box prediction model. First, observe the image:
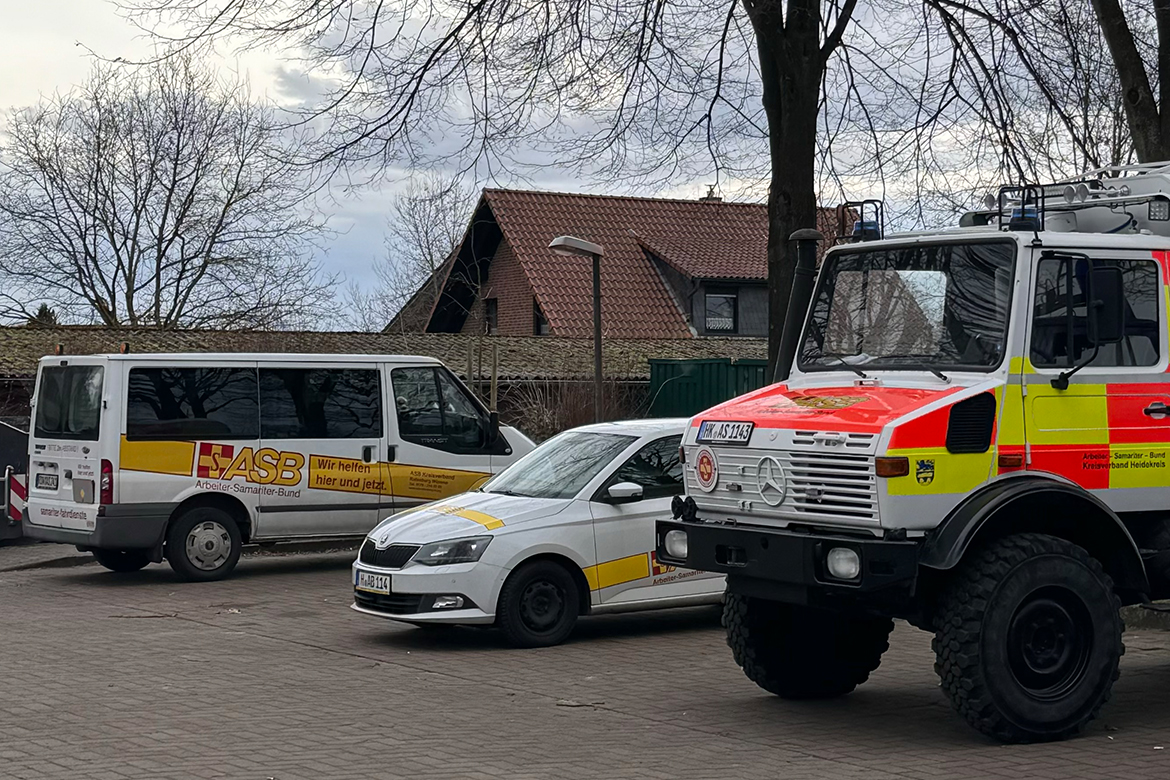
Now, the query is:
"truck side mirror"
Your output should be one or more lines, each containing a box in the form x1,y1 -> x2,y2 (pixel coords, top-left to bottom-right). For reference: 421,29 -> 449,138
1087,266 -> 1125,345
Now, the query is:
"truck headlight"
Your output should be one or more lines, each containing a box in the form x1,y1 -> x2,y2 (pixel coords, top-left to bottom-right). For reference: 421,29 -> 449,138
412,536 -> 492,566
664,529 -> 688,560
826,547 -> 861,580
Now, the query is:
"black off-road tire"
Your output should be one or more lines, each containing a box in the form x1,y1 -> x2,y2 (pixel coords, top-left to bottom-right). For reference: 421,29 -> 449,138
165,507 -> 243,582
723,593 -> 893,698
933,533 -> 1123,743
92,548 -> 151,573
496,560 -> 580,648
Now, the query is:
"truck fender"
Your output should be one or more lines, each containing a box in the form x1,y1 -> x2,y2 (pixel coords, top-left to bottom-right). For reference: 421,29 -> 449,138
919,476 -> 1148,597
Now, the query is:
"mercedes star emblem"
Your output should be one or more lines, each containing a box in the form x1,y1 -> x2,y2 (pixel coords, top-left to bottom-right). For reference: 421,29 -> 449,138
755,456 -> 787,507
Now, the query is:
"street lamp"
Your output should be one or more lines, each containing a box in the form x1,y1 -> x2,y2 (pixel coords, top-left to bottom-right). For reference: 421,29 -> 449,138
548,235 -> 605,423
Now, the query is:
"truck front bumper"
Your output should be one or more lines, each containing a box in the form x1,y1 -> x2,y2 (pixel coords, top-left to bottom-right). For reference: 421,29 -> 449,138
656,520 -> 920,614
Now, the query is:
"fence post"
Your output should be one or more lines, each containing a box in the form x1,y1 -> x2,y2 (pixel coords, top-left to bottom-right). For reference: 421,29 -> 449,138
490,344 -> 499,411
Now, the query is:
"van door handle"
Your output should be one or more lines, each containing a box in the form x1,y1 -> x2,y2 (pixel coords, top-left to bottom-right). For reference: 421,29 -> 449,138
1144,402 -> 1170,418
64,469 -> 72,479
362,445 -> 374,463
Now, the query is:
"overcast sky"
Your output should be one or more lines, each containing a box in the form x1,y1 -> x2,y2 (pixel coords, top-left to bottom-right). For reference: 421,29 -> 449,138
0,0 -> 737,325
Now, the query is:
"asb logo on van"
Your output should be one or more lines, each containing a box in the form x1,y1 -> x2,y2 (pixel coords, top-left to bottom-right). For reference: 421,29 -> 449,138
196,443 -> 305,486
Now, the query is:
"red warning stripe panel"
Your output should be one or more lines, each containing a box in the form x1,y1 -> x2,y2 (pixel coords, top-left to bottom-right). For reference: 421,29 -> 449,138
887,405 -> 951,450
1029,445 -> 1111,489
1106,385 -> 1170,444
9,474 -> 26,501
1154,250 -> 1170,286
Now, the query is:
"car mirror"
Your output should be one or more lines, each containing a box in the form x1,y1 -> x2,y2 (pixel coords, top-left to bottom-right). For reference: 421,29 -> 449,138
1087,265 -> 1125,345
486,411 -> 500,446
607,482 -> 644,504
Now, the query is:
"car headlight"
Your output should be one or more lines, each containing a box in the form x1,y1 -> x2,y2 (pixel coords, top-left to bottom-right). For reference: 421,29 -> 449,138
411,536 -> 493,566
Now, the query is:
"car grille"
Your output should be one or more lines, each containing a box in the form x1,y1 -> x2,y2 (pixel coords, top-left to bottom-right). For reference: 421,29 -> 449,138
358,540 -> 421,569
353,589 -> 425,614
689,447 -> 878,525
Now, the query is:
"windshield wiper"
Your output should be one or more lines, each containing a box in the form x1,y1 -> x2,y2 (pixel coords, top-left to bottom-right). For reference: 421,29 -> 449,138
867,354 -> 950,382
819,355 -> 867,378
486,488 -> 524,497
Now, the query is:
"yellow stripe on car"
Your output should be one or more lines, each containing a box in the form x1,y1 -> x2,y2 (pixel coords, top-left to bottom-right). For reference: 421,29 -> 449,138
584,553 -> 651,591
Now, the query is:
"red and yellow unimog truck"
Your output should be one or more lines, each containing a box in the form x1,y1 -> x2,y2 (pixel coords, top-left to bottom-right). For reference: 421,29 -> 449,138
656,164 -> 1170,743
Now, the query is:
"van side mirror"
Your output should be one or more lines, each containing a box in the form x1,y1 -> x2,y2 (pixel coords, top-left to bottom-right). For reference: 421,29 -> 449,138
487,411 -> 500,445
1088,266 -> 1125,345
606,482 -> 644,504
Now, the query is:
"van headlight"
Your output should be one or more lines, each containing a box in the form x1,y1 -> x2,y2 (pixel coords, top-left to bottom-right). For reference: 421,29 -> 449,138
412,536 -> 493,566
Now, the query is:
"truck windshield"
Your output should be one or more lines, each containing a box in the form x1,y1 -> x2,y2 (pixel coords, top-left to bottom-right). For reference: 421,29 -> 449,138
34,365 -> 104,440
799,241 -> 1015,372
482,431 -> 635,500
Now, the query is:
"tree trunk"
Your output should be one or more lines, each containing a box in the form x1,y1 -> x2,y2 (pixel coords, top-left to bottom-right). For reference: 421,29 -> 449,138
751,8 -> 823,379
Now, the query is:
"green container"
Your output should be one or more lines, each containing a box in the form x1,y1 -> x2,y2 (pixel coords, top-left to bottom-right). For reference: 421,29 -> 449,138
648,358 -> 770,418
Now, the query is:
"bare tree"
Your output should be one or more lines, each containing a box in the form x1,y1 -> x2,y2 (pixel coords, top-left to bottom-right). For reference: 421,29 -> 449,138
0,56 -> 335,329
119,0 -> 871,373
341,174 -> 474,331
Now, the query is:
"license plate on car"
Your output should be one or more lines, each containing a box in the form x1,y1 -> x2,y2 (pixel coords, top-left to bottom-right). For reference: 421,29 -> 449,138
35,473 -> 58,491
356,571 -> 391,594
697,420 -> 755,445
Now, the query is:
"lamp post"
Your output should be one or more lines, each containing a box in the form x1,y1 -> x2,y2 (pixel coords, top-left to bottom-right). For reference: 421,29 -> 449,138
548,235 -> 605,422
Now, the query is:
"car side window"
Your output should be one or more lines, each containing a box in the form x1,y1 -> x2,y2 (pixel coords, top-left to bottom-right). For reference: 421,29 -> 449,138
608,435 -> 684,500
391,366 -> 487,452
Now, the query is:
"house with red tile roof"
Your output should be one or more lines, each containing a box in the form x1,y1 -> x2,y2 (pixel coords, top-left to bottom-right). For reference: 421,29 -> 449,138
388,189 -> 839,339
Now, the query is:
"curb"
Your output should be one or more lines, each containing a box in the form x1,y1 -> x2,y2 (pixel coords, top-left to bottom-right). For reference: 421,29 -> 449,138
1122,602 -> 1170,632
0,539 -> 361,573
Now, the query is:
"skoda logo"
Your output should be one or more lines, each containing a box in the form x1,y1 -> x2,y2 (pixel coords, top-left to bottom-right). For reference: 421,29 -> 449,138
755,456 -> 787,507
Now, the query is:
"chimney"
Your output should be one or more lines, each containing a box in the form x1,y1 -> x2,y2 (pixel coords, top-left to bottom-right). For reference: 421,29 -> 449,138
699,184 -> 722,203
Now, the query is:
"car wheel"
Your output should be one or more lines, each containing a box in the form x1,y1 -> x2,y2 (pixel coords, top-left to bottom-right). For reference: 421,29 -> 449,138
165,507 -> 242,582
496,560 -> 580,648
92,548 -> 151,573
933,533 -> 1123,742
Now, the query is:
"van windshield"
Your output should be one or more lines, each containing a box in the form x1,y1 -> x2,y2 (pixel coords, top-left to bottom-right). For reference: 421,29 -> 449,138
483,431 -> 635,500
35,365 -> 104,440
799,241 -> 1015,372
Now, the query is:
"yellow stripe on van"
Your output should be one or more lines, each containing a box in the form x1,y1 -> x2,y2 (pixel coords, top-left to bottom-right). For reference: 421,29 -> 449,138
583,553 -> 651,591
120,438 -> 195,476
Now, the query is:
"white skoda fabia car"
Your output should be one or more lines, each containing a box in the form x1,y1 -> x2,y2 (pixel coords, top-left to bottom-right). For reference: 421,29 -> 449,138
351,419 -> 725,646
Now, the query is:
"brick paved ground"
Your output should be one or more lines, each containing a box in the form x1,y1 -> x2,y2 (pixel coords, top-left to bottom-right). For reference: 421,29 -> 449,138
2,553 -> 1170,780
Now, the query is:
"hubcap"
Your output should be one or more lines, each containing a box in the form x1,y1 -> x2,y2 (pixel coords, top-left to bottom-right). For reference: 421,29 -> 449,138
1006,586 -> 1093,700
186,521 -> 231,571
519,579 -> 565,633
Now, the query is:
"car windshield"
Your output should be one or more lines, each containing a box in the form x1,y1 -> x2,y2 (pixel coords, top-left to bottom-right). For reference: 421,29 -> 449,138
799,241 -> 1015,372
483,431 -> 636,500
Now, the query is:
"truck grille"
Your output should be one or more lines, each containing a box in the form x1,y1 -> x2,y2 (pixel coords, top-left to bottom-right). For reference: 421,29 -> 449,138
689,447 -> 878,525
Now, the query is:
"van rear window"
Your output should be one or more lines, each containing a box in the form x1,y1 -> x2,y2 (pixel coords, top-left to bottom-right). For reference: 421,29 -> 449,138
35,365 -> 104,441
127,367 -> 258,440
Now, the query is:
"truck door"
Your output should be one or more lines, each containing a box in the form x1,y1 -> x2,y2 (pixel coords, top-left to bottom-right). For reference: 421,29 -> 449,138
384,365 -> 494,512
1023,249 -> 1168,508
257,363 -> 385,537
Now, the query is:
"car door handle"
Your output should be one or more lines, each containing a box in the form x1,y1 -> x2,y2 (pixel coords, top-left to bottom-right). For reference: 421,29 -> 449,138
362,445 -> 375,463
1144,402 -> 1170,417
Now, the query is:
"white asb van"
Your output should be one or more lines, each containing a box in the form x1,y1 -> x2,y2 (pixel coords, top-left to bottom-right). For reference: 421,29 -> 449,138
22,353 -> 535,581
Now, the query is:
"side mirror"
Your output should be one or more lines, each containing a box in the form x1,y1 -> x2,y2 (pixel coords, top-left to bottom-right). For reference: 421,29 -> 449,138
606,481 -> 644,504
487,411 -> 500,446
1087,266 -> 1125,345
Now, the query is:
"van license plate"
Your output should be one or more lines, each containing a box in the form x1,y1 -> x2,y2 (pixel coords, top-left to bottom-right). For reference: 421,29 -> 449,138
356,572 -> 391,594
697,420 -> 755,445
35,473 -> 58,491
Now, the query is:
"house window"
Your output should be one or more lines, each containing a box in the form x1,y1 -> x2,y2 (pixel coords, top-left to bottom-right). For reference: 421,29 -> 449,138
533,300 -> 550,336
485,298 -> 499,335
705,290 -> 738,333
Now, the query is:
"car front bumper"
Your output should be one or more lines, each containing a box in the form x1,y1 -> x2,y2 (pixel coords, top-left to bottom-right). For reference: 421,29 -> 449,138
350,560 -> 504,625
655,519 -> 920,614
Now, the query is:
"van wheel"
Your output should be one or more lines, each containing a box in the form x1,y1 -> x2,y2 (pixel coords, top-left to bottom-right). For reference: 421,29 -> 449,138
92,549 -> 151,573
496,560 -> 580,648
165,507 -> 242,582
933,533 -> 1123,743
